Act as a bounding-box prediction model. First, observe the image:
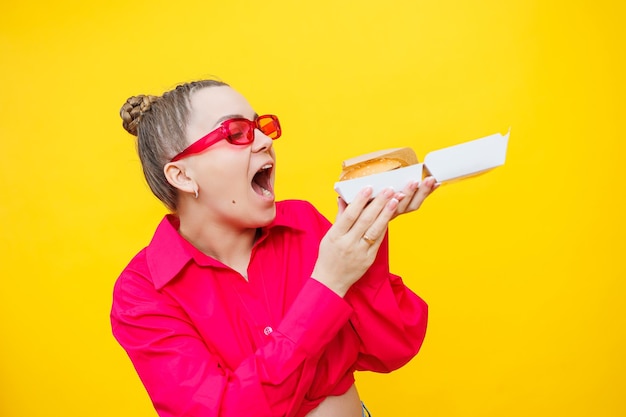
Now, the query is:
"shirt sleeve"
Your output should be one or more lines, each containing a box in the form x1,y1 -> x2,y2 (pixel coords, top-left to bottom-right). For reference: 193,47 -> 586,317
111,271 -> 353,417
297,200 -> 428,374
345,232 -> 429,373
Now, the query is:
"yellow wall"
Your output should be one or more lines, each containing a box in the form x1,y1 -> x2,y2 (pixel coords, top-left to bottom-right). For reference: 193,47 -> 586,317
1,1 -> 624,416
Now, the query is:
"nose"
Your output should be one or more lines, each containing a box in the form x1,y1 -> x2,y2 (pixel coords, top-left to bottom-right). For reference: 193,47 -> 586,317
252,128 -> 274,153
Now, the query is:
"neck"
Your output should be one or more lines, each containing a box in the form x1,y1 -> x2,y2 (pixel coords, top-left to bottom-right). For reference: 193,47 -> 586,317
176,208 -> 257,278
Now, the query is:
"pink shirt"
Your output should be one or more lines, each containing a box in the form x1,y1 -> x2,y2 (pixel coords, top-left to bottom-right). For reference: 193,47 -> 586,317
111,200 -> 428,417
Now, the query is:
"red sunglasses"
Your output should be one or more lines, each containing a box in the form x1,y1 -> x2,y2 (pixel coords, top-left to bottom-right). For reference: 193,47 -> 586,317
170,114 -> 281,162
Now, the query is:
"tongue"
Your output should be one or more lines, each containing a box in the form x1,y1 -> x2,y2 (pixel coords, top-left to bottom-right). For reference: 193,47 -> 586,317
251,181 -> 265,196
252,174 -> 272,197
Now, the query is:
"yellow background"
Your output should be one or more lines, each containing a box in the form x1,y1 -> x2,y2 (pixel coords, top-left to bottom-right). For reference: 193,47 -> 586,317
1,0 -> 624,416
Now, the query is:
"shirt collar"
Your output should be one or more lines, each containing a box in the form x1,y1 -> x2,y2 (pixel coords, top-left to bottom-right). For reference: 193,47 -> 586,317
146,201 -> 305,290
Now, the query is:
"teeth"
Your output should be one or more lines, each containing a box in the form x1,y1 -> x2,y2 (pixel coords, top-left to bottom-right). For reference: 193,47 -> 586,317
262,188 -> 272,197
260,164 -> 272,171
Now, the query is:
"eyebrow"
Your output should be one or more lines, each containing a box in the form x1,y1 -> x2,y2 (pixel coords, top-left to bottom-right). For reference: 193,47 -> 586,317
213,113 -> 259,128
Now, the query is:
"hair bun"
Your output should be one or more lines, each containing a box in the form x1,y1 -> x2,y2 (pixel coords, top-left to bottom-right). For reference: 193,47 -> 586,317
120,95 -> 158,136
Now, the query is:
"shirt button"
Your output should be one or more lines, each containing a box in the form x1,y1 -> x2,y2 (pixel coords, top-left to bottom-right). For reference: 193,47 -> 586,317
263,326 -> 273,336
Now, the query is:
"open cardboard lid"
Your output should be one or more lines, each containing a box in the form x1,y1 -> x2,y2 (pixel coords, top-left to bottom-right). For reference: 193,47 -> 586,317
425,130 -> 510,182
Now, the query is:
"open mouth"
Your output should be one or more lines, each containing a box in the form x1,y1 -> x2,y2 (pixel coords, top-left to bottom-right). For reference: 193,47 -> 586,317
251,164 -> 273,198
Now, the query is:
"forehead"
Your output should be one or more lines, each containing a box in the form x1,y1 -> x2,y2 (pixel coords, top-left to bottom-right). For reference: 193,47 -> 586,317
186,86 -> 255,138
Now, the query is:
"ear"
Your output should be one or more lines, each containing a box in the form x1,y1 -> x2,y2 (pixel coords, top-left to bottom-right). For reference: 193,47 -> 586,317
164,161 -> 198,197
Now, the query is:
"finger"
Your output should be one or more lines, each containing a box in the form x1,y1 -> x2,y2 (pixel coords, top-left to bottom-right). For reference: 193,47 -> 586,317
394,180 -> 420,214
406,176 -> 436,211
347,187 -> 395,240
360,197 -> 400,248
336,197 -> 348,217
332,186 -> 373,234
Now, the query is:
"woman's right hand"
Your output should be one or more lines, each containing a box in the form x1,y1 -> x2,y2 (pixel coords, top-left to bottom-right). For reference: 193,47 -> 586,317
311,187 -> 399,297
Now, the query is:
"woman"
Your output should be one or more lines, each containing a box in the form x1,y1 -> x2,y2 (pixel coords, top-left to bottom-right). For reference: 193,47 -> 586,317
111,79 -> 438,417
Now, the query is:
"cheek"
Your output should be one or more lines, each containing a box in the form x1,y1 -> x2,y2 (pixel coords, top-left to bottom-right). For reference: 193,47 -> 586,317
196,153 -> 249,190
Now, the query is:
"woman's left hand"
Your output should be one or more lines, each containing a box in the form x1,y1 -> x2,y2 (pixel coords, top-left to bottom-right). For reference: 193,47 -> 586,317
391,176 -> 439,219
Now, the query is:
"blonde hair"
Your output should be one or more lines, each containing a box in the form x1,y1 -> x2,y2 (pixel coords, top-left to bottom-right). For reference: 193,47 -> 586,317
119,80 -> 229,211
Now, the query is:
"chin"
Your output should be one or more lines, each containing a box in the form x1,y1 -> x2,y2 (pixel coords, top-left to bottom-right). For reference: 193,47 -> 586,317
259,204 -> 277,226
247,203 -> 276,229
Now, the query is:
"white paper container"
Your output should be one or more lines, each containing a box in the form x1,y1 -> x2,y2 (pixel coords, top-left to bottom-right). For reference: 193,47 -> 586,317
334,129 -> 510,203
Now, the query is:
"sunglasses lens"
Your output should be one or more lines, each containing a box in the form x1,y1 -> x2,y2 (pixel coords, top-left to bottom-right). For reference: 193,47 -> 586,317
258,116 -> 280,139
226,120 -> 253,144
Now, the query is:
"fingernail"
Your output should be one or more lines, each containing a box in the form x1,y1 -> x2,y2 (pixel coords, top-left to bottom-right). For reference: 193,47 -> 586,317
383,188 -> 395,198
387,198 -> 399,210
420,177 -> 434,188
395,192 -> 406,201
361,186 -> 373,197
